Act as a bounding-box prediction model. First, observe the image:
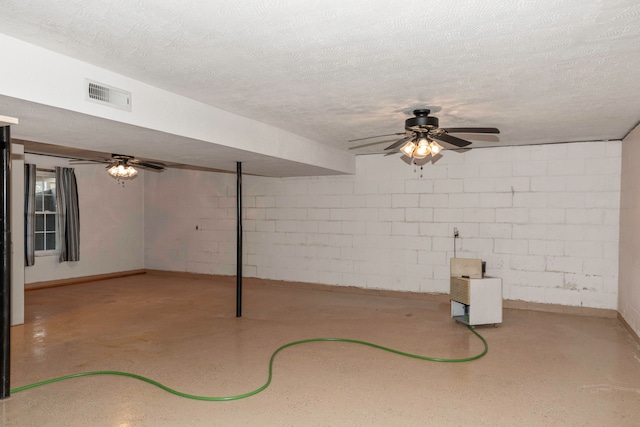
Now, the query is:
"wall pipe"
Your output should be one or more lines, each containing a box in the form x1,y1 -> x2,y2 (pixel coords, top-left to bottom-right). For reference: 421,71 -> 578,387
236,162 -> 242,318
1,126 -> 11,399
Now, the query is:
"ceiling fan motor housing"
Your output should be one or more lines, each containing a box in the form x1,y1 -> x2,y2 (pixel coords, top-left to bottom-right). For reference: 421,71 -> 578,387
112,154 -> 133,161
405,109 -> 439,131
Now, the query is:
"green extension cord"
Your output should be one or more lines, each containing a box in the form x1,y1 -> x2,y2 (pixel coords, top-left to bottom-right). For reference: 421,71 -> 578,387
11,324 -> 487,401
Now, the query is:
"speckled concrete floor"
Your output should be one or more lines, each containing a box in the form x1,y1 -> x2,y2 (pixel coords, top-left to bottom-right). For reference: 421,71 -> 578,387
3,273 -> 640,426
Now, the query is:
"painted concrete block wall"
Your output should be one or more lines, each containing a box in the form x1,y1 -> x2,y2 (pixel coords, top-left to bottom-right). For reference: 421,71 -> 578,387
241,141 -> 620,309
144,168 -> 238,275
144,140 -> 620,310
618,124 -> 640,336
24,154 -> 145,283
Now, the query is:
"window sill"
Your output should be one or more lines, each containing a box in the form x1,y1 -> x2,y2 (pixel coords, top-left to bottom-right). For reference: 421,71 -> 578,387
35,251 -> 58,257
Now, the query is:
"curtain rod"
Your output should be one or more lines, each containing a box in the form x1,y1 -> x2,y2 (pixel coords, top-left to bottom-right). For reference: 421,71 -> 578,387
36,168 -> 55,173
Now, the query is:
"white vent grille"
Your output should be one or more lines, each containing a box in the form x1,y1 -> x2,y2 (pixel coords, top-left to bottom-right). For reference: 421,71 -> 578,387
85,79 -> 131,111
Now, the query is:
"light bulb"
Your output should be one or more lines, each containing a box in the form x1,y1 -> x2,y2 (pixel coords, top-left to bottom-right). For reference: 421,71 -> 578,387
412,138 -> 431,159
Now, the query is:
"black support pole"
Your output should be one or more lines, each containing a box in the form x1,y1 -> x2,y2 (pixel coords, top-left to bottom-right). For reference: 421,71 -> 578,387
1,126 -> 11,399
236,162 -> 242,318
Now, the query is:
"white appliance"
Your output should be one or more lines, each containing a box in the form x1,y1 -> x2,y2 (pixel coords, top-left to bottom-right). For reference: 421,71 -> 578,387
450,258 -> 502,326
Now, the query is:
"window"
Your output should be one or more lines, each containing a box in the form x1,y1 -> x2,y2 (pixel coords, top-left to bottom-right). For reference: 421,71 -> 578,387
35,173 -> 57,253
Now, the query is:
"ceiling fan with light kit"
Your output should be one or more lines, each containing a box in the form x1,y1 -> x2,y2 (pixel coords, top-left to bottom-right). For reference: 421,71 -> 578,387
349,109 -> 500,161
70,154 -> 166,181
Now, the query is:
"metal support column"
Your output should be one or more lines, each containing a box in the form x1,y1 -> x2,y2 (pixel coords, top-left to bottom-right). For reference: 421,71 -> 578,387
236,162 -> 242,318
1,126 -> 11,399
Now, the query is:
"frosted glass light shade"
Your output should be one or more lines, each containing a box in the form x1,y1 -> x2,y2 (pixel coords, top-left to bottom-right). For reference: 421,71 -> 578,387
413,138 -> 431,159
400,140 -> 417,157
430,141 -> 443,155
108,164 -> 138,179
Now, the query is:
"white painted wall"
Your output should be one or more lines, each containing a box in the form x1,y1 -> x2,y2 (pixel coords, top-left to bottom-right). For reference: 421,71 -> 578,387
24,154 -> 144,283
145,140 -> 621,309
144,168 -> 237,275
11,143 -> 25,325
618,124 -> 640,336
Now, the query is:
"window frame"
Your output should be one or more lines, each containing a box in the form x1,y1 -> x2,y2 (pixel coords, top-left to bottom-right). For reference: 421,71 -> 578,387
34,172 -> 58,256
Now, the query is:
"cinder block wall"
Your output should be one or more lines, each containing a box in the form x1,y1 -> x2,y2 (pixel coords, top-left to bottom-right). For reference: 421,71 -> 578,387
144,168 -> 238,275
145,140 -> 621,309
243,141 -> 621,309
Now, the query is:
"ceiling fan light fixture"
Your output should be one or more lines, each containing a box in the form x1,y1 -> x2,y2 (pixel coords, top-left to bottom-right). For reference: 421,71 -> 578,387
412,138 -> 431,159
429,140 -> 443,155
378,108 -> 500,163
108,163 -> 138,179
400,140 -> 417,157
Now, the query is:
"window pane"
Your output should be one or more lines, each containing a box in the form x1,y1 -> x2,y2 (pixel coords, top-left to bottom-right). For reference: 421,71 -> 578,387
45,213 -> 56,231
35,193 -> 43,211
35,174 -> 58,253
46,233 -> 56,250
43,178 -> 56,192
36,214 -> 44,232
43,193 -> 56,212
35,233 -> 44,251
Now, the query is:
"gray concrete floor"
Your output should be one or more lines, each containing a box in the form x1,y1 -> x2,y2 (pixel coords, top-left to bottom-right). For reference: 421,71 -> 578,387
3,273 -> 640,426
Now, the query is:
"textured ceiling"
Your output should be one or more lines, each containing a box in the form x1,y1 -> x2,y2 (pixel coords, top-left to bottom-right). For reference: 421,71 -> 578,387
1,0 -> 640,167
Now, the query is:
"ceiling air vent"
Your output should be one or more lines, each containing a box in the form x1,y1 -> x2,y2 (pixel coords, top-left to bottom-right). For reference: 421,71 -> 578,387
85,79 -> 131,111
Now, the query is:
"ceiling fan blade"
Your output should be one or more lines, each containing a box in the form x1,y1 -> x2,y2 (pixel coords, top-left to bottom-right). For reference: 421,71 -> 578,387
349,138 -> 400,150
348,132 -> 405,143
135,161 -> 165,171
69,161 -> 107,165
451,147 -> 472,154
431,132 -> 472,147
69,158 -> 110,164
384,136 -> 411,151
442,127 -> 500,134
